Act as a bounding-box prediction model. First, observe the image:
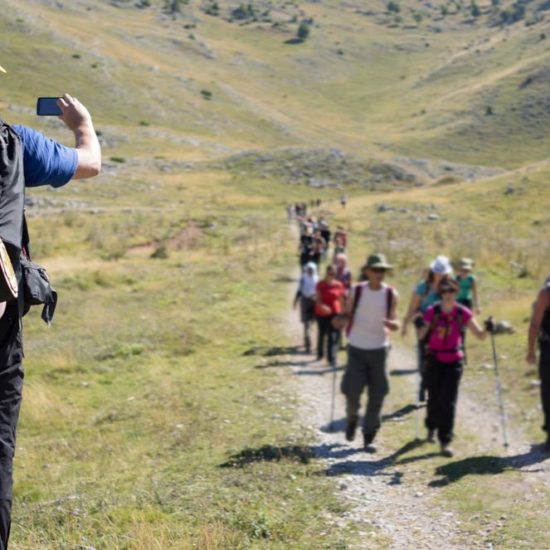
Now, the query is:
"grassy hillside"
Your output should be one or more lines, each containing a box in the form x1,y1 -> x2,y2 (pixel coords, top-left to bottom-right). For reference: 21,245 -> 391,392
0,0 -> 549,547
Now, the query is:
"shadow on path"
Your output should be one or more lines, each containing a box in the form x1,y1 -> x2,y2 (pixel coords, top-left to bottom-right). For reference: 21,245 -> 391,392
390,368 -> 417,377
325,439 -> 425,478
254,358 -> 316,369
243,345 -> 302,357
429,445 -> 549,487
382,403 -> 417,422
219,443 -> 359,468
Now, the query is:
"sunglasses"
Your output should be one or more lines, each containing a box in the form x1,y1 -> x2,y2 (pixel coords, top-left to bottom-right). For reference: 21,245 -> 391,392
440,288 -> 457,294
371,268 -> 387,274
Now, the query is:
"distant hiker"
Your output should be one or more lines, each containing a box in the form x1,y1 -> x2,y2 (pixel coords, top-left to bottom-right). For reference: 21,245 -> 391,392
287,204 -> 295,221
334,226 -> 348,249
0,82 -> 101,548
314,265 -> 345,366
341,254 -> 399,451
334,253 -> 352,296
526,276 -> 550,452
298,225 -> 314,267
456,258 -> 480,313
416,276 -> 492,457
334,253 -> 353,350
316,198 -> 321,207
340,193 -> 347,208
402,255 -> 452,401
311,228 -> 327,267
318,219 -> 331,260
294,262 -> 318,354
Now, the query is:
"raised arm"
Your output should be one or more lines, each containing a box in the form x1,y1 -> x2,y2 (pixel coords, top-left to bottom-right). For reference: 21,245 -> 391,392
57,94 -> 101,179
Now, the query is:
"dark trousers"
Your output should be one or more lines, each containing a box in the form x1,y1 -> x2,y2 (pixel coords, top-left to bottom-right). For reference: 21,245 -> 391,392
300,297 -> 315,353
540,341 -> 550,433
316,315 -> 336,365
425,358 -> 463,445
341,346 -> 389,434
0,304 -> 24,549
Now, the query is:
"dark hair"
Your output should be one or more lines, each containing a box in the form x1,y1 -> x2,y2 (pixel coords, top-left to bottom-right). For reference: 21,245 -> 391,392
437,275 -> 459,293
326,264 -> 336,277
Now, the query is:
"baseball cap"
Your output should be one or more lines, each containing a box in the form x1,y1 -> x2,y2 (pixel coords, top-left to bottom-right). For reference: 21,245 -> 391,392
430,255 -> 453,275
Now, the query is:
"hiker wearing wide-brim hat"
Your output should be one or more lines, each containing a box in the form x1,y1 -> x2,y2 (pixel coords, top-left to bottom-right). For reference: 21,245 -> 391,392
340,253 -> 399,451
0,64 -> 101,547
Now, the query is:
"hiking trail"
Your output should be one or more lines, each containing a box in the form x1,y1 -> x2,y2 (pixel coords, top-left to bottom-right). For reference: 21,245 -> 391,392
280,228 -> 549,549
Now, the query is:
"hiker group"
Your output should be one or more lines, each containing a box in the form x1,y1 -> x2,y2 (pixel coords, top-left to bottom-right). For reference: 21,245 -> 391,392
292,208 -> 550,458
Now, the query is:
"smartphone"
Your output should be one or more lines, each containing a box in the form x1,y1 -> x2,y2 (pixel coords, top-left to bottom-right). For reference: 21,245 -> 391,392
36,97 -> 63,116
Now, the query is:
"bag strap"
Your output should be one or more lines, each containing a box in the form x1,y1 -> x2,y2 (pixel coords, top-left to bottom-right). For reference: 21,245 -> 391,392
345,282 -> 365,336
385,285 -> 394,319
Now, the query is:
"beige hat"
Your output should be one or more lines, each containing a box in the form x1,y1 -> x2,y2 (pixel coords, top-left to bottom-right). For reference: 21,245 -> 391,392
460,258 -> 474,270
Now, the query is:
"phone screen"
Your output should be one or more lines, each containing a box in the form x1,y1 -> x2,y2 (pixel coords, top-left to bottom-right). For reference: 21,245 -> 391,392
36,97 -> 63,116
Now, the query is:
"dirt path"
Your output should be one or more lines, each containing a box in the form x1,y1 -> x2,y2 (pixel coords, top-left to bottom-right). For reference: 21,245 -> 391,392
282,262 -> 549,549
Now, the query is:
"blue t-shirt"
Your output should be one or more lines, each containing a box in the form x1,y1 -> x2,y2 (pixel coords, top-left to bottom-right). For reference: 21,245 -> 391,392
12,125 -> 77,187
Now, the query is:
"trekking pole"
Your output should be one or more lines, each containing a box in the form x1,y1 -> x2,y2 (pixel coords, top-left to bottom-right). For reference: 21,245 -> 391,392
490,332 -> 509,449
329,360 -> 337,432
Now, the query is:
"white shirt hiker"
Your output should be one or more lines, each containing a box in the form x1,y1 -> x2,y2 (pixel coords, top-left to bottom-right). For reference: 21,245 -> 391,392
348,282 -> 398,350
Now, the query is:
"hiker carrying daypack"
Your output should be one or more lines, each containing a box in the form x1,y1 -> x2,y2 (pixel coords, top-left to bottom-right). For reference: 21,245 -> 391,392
340,254 -> 399,452
401,256 -> 452,402
0,81 -> 101,549
416,275 -> 492,457
294,262 -> 318,354
526,276 -> 550,452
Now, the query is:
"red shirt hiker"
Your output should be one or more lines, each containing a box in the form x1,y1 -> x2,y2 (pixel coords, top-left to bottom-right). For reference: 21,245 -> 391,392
315,280 -> 344,317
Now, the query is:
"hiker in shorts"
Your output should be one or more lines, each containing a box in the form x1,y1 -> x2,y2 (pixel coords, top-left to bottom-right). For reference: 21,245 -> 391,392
314,265 -> 345,367
402,256 -> 452,401
294,262 -> 318,354
526,276 -> 550,452
318,219 -> 331,261
0,70 -> 101,548
416,275 -> 492,457
298,224 -> 314,267
341,254 -> 399,451
311,228 -> 326,267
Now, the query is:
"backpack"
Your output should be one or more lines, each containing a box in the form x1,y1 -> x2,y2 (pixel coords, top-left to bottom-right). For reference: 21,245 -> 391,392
345,283 -> 395,336
0,120 -> 25,302
424,303 -> 467,355
0,120 -> 57,323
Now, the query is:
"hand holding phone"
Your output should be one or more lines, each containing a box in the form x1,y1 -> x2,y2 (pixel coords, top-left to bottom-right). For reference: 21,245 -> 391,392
36,97 -> 63,116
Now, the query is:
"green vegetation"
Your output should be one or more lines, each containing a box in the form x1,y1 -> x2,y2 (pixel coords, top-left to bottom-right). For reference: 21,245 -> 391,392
1,0 -> 549,547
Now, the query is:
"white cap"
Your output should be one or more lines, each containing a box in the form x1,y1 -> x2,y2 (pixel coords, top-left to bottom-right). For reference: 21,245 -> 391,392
430,255 -> 453,275
0,65 -> 6,74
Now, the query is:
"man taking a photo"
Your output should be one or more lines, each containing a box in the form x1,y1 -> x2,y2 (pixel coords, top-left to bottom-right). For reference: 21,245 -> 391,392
0,61 -> 101,548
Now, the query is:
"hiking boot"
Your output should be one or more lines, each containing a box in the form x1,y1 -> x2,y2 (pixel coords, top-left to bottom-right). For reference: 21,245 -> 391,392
427,429 -> 436,443
363,431 -> 377,452
345,419 -> 357,442
440,444 -> 454,458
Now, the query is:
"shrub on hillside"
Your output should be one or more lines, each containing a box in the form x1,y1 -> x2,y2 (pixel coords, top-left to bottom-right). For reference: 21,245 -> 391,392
232,3 -> 256,20
387,1 -> 401,13
297,21 -> 310,41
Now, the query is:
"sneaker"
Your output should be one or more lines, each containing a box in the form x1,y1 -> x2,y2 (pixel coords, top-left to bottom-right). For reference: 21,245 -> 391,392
363,431 -> 377,452
345,420 -> 357,442
427,429 -> 436,443
440,444 -> 454,458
